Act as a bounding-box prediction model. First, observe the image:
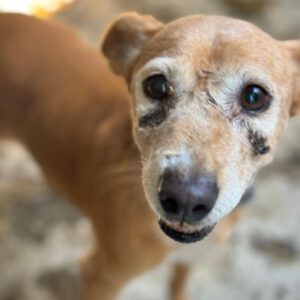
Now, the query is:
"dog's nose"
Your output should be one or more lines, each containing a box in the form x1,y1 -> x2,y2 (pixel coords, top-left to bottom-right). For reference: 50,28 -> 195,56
158,169 -> 219,223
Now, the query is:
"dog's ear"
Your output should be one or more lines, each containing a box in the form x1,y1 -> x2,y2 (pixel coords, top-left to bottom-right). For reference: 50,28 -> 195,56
101,12 -> 163,77
283,40 -> 300,116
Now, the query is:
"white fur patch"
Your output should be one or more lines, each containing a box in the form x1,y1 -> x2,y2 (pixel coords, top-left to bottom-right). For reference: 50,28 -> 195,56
204,168 -> 247,226
132,50 -> 284,232
158,147 -> 192,172
132,57 -> 176,115
132,56 -> 197,118
209,65 -> 281,138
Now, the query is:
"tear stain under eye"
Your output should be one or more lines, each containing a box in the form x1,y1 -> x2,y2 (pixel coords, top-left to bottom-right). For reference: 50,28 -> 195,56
139,107 -> 167,128
138,95 -> 175,128
248,130 -> 270,156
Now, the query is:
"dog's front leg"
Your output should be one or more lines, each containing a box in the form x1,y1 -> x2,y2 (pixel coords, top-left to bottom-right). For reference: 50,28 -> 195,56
80,236 -> 172,300
80,245 -> 124,300
77,190 -> 173,300
169,263 -> 190,300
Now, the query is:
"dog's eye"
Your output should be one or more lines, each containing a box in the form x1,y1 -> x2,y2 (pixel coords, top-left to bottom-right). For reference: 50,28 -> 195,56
143,74 -> 172,100
241,85 -> 270,112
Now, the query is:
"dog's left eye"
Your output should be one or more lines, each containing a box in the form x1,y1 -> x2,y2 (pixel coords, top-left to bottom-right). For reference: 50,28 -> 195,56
143,74 -> 172,100
241,85 -> 271,112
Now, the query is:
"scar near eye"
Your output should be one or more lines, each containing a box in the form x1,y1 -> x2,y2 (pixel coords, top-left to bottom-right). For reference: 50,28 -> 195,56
139,108 -> 167,128
248,130 -> 270,156
206,90 -> 218,107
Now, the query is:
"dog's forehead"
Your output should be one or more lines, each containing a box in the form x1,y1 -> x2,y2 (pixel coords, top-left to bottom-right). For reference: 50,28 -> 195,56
135,15 -> 285,75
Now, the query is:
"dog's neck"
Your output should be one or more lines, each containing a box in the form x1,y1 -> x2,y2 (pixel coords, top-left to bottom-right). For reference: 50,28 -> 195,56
0,15 -> 140,208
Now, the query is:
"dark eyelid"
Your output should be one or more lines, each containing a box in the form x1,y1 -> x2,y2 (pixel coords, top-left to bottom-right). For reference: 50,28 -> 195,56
143,72 -> 166,82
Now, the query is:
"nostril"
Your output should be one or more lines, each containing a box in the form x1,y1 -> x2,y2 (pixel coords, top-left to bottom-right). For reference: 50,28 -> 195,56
158,169 -> 218,223
192,204 -> 208,213
161,197 -> 179,214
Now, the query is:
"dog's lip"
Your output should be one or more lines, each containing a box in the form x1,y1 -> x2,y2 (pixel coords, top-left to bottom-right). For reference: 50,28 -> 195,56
158,219 -> 216,244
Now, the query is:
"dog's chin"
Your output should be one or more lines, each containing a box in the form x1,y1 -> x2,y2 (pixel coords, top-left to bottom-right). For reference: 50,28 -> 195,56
158,219 -> 216,244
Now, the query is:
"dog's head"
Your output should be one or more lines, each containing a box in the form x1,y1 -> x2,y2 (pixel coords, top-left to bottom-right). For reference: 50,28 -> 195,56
102,13 -> 300,243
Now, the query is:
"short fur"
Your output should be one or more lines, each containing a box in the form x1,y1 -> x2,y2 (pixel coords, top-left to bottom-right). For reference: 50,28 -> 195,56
1,12 -> 300,300
102,12 -> 300,233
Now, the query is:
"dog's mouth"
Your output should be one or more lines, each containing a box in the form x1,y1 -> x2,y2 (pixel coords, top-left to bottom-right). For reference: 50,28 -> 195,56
158,219 -> 216,243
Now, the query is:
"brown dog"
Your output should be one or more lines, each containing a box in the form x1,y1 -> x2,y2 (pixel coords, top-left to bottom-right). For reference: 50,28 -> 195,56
0,12 -> 299,300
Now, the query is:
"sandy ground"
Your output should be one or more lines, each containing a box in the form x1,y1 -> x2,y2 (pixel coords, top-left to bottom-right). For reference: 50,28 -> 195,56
0,0 -> 300,299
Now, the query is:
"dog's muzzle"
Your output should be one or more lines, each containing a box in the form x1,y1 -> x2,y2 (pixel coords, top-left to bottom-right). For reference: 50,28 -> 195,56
158,219 -> 216,243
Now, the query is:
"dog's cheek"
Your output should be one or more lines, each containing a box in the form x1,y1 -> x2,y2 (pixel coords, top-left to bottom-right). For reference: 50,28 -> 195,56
133,125 -> 158,161
141,155 -> 164,214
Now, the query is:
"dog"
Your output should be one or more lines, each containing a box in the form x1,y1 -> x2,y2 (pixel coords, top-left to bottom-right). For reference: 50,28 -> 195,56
0,11 -> 299,300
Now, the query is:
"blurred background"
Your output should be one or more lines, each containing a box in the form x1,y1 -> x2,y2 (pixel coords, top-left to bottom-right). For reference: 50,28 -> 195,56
0,0 -> 300,299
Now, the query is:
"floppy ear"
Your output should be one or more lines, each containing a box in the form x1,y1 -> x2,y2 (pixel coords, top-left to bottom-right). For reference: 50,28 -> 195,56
283,40 -> 300,116
101,12 -> 163,77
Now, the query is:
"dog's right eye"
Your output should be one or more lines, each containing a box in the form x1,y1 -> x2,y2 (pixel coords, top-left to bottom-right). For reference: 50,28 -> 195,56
143,74 -> 172,100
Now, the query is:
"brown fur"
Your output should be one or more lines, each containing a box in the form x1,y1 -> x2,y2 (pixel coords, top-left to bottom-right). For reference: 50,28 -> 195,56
1,12 -> 300,300
0,13 -> 179,299
0,13 -> 169,299
102,12 -> 300,235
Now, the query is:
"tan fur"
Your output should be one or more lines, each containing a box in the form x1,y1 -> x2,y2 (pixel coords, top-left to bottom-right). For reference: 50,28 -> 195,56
102,12 -> 163,77
0,13 -> 170,300
1,12 -> 300,300
282,40 -> 300,115
102,12 -> 300,233
169,264 -> 190,300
